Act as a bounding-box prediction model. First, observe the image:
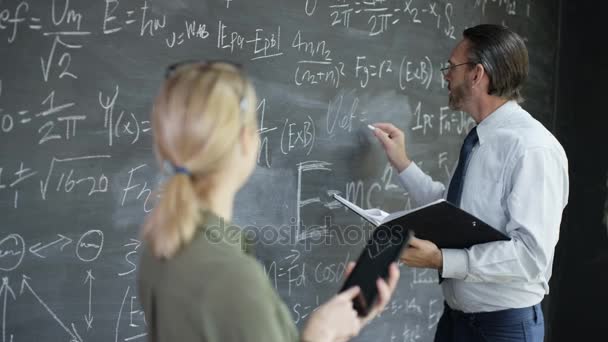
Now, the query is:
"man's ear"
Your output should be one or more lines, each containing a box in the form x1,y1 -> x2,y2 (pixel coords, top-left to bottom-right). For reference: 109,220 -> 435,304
471,64 -> 486,88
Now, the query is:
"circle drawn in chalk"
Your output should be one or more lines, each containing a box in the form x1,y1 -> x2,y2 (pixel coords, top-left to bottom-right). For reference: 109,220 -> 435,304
76,230 -> 104,262
0,234 -> 25,271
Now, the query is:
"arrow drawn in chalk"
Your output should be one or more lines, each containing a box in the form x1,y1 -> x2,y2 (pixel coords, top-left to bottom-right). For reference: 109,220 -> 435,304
0,278 -> 16,342
29,234 -> 73,258
83,270 -> 94,330
19,275 -> 83,342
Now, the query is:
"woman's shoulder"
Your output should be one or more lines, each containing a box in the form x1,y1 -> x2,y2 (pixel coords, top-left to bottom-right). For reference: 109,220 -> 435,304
138,230 -> 298,341
211,250 -> 271,292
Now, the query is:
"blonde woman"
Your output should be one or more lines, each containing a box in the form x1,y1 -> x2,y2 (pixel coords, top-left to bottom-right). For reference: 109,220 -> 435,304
137,61 -> 400,342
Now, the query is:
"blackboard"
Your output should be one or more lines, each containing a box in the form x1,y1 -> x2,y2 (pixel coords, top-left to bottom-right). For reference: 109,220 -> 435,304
0,1 -> 558,341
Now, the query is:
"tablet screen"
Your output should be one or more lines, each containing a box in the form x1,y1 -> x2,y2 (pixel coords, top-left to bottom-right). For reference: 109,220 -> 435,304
339,224 -> 412,316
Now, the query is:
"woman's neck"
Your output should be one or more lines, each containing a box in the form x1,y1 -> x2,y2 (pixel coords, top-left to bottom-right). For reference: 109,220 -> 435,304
202,183 -> 237,222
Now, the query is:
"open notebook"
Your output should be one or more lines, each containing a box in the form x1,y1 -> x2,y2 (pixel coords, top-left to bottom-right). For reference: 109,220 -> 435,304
333,194 -> 510,249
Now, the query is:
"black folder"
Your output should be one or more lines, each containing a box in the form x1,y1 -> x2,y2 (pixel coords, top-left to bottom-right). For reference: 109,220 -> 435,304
333,194 -> 510,249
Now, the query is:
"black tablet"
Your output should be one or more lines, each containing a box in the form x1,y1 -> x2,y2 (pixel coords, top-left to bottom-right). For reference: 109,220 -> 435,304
339,224 -> 412,317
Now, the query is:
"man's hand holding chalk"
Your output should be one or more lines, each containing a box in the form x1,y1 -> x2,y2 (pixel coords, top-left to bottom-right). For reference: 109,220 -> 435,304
368,123 -> 411,173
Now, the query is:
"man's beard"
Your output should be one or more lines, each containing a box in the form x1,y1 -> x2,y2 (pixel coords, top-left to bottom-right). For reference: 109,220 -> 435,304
448,81 -> 470,110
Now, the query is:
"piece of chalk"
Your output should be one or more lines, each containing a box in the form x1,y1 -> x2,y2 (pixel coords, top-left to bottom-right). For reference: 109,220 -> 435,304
367,124 -> 376,131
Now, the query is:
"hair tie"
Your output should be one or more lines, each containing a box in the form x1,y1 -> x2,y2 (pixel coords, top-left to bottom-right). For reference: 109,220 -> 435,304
163,160 -> 192,177
173,165 -> 191,176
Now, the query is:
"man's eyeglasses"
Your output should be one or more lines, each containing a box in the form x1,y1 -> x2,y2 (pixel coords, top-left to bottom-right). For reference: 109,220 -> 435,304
164,60 -> 248,112
440,62 -> 476,76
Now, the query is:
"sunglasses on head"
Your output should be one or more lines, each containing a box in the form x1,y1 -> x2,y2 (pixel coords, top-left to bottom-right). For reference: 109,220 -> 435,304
164,59 -> 243,79
164,59 -> 248,112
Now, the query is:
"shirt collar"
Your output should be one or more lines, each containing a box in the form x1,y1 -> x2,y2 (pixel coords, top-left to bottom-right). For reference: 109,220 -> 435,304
476,100 -> 520,145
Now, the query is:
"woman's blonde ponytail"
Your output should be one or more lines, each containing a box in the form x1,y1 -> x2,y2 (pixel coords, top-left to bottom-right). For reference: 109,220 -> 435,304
141,62 -> 257,259
143,173 -> 201,258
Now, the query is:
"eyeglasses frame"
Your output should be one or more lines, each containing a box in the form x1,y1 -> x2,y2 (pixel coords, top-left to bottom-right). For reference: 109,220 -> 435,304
440,62 -> 477,76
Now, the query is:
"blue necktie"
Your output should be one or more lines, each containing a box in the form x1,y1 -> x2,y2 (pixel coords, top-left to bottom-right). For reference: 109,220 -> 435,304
439,127 -> 478,284
446,126 -> 479,207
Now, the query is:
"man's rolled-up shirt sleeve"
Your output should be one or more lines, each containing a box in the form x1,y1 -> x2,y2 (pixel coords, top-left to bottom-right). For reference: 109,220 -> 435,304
398,162 -> 447,206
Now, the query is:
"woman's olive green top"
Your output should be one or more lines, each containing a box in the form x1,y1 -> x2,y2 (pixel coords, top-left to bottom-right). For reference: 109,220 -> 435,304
138,211 -> 299,342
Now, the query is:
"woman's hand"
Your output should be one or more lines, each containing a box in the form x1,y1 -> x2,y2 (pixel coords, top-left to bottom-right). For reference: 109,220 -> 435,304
301,261 -> 400,342
301,286 -> 362,342
343,261 -> 400,326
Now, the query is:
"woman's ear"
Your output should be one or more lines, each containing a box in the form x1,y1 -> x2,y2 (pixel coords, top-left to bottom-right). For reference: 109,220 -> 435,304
238,126 -> 257,156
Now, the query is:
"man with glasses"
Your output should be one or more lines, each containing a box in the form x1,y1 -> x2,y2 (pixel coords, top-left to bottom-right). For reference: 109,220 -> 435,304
371,24 -> 569,342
